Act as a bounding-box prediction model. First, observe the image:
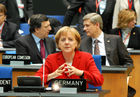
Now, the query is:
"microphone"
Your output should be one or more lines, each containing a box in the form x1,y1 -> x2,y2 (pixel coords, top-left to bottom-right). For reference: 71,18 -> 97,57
42,58 -> 45,87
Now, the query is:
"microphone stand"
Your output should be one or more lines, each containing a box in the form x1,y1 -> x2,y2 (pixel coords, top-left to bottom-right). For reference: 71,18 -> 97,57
42,58 -> 45,87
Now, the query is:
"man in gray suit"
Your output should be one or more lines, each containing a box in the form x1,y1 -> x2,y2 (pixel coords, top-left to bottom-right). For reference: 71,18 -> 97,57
15,14 -> 56,64
80,12 -> 135,97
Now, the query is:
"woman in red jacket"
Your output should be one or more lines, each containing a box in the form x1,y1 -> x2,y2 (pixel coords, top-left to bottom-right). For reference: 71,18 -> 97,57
35,26 -> 104,88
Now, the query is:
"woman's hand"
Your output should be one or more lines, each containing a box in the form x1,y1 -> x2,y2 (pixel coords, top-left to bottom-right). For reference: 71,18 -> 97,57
64,64 -> 83,77
47,63 -> 66,81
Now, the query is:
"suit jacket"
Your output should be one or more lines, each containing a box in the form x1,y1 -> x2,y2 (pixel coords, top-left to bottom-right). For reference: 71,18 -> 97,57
63,0 -> 116,35
110,27 -> 140,49
2,21 -> 21,48
35,50 -> 104,87
112,0 -> 140,28
15,34 -> 56,64
79,34 -> 133,66
0,0 -> 33,26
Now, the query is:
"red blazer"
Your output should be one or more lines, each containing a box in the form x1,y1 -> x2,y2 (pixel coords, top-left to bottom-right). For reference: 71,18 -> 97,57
35,50 -> 104,87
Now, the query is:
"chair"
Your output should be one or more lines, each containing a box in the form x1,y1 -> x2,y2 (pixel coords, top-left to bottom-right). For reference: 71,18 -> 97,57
88,55 -> 102,90
20,23 -> 30,35
0,67 -> 12,92
48,34 -> 55,40
5,51 -> 16,54
47,15 -> 64,24
135,25 -> 140,27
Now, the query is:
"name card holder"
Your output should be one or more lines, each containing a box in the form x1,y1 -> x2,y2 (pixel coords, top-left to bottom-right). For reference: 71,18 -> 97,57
2,54 -> 31,65
60,88 -> 77,94
0,87 -> 3,93
10,61 -> 24,66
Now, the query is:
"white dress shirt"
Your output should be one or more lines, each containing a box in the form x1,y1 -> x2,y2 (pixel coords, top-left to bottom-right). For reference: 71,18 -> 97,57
121,28 -> 131,47
16,0 -> 24,18
99,0 -> 107,14
92,32 -> 110,66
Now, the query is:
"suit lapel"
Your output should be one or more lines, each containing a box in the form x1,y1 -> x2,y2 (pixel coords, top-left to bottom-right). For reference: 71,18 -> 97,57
44,38 -> 50,54
1,22 -> 7,40
29,35 -> 42,60
128,28 -> 136,47
104,34 -> 111,58
87,37 -> 93,54
57,52 -> 65,63
72,51 -> 81,68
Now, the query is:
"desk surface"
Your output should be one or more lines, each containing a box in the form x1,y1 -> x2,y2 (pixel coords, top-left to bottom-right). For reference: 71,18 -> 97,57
0,90 -> 109,97
0,64 -> 128,97
0,64 -> 129,73
0,48 -> 16,52
128,50 -> 140,54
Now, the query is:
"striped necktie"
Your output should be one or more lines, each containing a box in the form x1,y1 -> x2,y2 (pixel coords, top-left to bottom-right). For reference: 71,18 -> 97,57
94,39 -> 100,55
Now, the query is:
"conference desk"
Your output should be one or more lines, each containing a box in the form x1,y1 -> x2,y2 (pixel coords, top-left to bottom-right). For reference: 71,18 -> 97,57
0,90 -> 109,97
128,50 -> 140,97
0,64 -> 130,97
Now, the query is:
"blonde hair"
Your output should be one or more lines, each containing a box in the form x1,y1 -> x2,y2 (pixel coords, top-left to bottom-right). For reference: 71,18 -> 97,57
55,26 -> 81,50
117,9 -> 136,29
0,4 -> 7,15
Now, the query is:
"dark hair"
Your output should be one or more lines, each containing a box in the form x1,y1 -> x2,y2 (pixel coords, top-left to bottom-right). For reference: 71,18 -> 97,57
49,18 -> 61,34
0,4 -> 7,15
29,14 -> 49,33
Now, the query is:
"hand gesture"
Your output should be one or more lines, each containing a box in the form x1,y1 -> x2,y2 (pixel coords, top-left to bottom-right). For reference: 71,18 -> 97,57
64,63 -> 83,77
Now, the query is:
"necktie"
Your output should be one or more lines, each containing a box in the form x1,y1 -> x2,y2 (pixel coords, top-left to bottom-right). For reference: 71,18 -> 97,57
40,39 -> 46,59
94,39 -> 100,55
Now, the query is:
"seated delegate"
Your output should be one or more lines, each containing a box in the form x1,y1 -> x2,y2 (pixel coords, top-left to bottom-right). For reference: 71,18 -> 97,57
35,26 -> 104,88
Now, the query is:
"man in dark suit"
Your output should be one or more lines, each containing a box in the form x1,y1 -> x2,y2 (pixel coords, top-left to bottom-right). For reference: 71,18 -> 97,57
80,12 -> 133,66
0,4 -> 21,48
0,0 -> 33,28
80,12 -> 134,97
62,0 -> 116,37
15,14 -> 56,64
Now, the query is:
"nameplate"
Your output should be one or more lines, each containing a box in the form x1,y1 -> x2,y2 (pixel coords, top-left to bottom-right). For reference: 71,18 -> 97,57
0,78 -> 12,92
10,61 -> 24,66
0,87 -> 3,93
2,54 -> 31,65
60,88 -> 77,94
51,79 -> 86,92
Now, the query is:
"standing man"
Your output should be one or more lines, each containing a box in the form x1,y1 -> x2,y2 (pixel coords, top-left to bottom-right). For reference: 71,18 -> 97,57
80,12 -> 135,97
0,0 -> 33,28
15,14 -> 56,64
62,0 -> 116,37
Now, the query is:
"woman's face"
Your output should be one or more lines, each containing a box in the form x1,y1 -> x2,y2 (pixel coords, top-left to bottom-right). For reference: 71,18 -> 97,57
58,32 -> 78,53
128,19 -> 136,28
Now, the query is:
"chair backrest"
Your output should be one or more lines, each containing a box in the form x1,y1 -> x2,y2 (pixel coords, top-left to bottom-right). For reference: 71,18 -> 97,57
88,55 -> 102,90
0,67 -> 12,92
48,34 -> 55,40
5,51 -> 16,54
20,23 -> 30,35
135,25 -> 140,27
